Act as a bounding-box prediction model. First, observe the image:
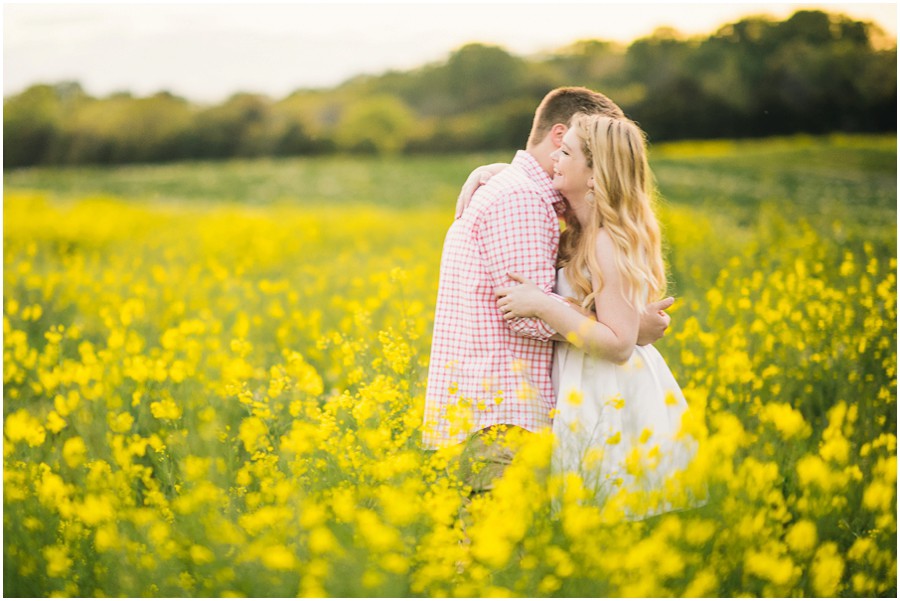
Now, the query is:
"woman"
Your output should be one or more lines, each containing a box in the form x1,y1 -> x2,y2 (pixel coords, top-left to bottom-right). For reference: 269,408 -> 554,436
495,114 -> 700,519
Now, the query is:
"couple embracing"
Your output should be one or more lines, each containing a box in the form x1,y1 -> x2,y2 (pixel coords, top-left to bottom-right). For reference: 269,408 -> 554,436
422,87 -> 700,519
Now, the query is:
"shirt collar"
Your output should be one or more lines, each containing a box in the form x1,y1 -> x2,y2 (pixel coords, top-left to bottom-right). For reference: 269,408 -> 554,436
512,150 -> 566,211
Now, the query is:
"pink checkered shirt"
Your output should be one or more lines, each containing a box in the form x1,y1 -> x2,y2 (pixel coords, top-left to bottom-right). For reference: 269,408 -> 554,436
422,150 -> 567,449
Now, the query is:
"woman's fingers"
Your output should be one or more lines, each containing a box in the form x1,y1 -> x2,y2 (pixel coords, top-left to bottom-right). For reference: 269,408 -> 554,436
497,297 -> 517,319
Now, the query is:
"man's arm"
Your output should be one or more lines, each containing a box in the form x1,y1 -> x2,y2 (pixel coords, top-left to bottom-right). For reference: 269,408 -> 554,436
478,190 -> 563,341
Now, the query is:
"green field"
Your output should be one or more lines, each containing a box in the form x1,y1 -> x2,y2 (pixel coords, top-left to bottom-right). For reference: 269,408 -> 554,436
6,134 -> 895,212
3,134 -> 897,597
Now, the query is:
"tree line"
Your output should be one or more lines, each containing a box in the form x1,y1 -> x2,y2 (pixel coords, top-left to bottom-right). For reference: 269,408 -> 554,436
4,9 -> 896,168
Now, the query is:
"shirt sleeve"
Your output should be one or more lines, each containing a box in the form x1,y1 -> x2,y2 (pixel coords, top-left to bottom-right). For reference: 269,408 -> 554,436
478,188 -> 565,341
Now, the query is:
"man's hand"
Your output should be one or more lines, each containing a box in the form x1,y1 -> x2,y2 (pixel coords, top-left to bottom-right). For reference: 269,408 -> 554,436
455,163 -> 509,218
637,297 -> 674,346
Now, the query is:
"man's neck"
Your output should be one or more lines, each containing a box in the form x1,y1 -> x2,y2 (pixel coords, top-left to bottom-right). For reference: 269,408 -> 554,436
524,143 -> 555,178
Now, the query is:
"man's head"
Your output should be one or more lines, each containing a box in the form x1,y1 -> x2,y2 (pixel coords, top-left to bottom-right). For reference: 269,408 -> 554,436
526,87 -> 624,175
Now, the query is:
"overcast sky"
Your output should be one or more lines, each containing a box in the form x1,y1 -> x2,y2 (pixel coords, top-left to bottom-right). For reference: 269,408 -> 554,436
3,1 -> 896,103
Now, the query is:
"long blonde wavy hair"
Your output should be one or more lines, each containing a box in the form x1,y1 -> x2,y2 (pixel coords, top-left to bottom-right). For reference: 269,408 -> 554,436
557,114 -> 667,313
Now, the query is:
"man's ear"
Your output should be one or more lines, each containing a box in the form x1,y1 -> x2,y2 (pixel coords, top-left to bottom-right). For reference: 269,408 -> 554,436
550,123 -> 568,147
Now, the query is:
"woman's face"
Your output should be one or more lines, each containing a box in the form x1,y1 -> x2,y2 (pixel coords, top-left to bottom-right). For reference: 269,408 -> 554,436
551,126 -> 594,205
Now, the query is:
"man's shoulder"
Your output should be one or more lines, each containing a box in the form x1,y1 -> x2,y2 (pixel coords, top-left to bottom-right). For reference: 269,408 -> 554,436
487,163 -> 536,191
474,166 -> 544,208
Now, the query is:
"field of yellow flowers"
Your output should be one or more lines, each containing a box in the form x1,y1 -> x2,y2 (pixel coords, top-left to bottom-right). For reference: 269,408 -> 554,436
4,136 -> 897,597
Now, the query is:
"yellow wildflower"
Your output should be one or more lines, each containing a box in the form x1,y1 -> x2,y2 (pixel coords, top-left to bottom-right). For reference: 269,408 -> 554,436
758,402 -> 811,439
37,470 -> 70,510
566,389 -> 583,406
743,549 -> 798,588
95,523 -> 120,552
74,494 -> 115,526
62,437 -> 88,469
45,411 -> 66,434
262,545 -> 297,570
683,568 -> 718,597
107,412 -> 134,434
5,409 -> 46,447
183,456 -> 211,481
189,545 -> 215,565
862,480 -> 894,513
810,542 -> 844,597
308,526 -> 340,555
150,397 -> 183,420
785,520 -> 817,555
42,545 -> 72,578
237,416 -> 269,453
795,454 -> 831,490
53,391 -> 81,417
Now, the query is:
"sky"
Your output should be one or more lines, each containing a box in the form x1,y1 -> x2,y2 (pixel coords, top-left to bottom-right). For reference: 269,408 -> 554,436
3,1 -> 897,104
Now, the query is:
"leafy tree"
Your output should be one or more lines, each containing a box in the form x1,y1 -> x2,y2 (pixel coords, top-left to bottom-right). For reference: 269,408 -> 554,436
184,93 -> 277,159
409,43 -> 529,116
333,95 -> 415,154
624,29 -> 731,139
271,92 -> 335,155
3,84 -> 68,167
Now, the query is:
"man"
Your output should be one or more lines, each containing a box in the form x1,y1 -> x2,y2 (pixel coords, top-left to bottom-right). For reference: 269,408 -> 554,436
422,87 -> 674,495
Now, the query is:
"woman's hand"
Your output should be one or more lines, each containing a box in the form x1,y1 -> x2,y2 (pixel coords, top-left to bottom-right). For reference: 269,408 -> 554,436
495,273 -> 551,320
637,296 -> 674,346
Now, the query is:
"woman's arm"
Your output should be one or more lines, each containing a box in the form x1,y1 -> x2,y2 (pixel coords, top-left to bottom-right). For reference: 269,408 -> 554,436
496,230 -> 640,364
588,231 -> 640,362
456,163 -> 509,218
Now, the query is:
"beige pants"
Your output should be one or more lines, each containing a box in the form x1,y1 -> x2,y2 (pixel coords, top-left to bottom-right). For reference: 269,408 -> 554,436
456,425 -> 530,495
454,425 -> 531,547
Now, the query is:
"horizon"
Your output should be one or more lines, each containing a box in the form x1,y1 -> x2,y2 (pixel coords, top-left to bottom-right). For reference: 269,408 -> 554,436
4,2 -> 897,104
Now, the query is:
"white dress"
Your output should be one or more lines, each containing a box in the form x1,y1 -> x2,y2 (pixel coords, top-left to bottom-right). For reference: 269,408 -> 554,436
550,268 -> 702,519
